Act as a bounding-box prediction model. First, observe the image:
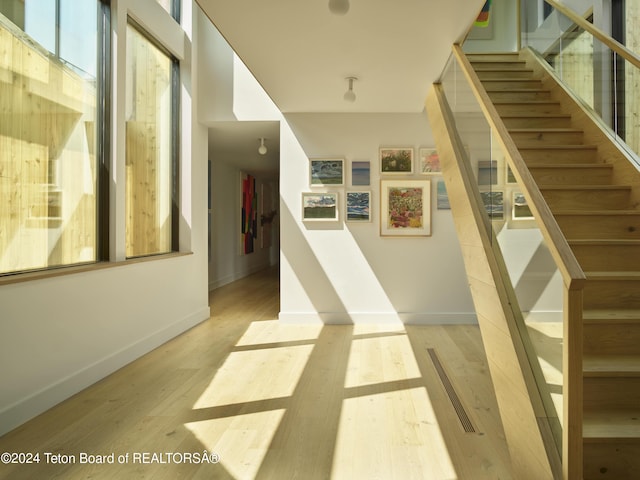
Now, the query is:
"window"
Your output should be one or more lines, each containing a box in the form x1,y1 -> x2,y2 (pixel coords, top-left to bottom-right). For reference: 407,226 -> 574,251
125,22 -> 179,258
155,0 -> 180,21
0,0 -> 108,275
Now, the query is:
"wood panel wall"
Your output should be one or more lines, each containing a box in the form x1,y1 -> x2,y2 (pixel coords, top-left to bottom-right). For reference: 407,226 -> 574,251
125,26 -> 172,258
626,0 -> 640,154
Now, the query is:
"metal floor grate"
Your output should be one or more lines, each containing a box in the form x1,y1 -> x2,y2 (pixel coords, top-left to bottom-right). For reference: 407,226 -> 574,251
427,348 -> 477,433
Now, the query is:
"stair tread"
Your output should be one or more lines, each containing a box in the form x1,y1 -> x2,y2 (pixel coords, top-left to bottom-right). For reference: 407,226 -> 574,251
585,271 -> 640,280
501,113 -> 571,118
584,354 -> 640,375
509,127 -> 583,132
583,309 -> 640,322
555,209 -> 640,215
519,144 -> 597,150
539,184 -> 631,190
583,409 -> 640,440
529,163 -> 612,168
570,239 -> 640,245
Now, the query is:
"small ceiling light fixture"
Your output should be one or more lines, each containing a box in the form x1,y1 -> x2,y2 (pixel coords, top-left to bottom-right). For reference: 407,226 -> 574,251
343,76 -> 357,103
328,0 -> 350,15
258,138 -> 267,155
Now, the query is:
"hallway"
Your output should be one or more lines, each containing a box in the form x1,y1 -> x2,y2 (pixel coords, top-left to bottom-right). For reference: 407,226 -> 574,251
0,268 -> 514,479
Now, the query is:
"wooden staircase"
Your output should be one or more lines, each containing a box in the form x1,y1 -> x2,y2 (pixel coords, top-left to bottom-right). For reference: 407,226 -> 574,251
468,52 -> 640,479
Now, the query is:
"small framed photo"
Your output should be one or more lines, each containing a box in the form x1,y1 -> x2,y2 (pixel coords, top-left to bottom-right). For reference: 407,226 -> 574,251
512,191 -> 534,220
419,147 -> 441,175
478,160 -> 498,185
351,160 -> 371,186
346,191 -> 371,222
380,147 -> 413,174
436,180 -> 450,210
310,158 -> 344,186
506,163 -> 517,184
380,179 -> 431,236
480,191 -> 504,220
302,192 -> 339,221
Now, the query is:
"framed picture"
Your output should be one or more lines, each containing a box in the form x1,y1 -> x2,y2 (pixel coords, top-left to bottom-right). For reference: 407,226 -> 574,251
380,179 -> 431,236
380,147 -> 413,174
436,180 -> 450,210
419,147 -> 441,175
506,163 -> 517,184
351,160 -> 371,186
302,192 -> 339,221
478,160 -> 498,185
480,191 -> 504,220
346,191 -> 371,222
512,191 -> 534,220
310,158 -> 344,186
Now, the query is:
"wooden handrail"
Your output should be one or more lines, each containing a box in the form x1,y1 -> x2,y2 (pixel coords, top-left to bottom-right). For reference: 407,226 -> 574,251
545,0 -> 640,70
451,44 -> 586,290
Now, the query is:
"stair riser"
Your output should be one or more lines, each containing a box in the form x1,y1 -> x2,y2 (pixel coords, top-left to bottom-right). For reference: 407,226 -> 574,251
488,90 -> 552,102
482,80 -> 544,90
572,245 -> 640,271
530,167 -> 613,185
510,130 -> 584,146
584,279 -> 640,309
494,103 -> 562,115
541,189 -> 630,210
469,54 -> 523,63
470,61 -> 527,70
475,70 -> 535,80
519,148 -> 598,164
502,116 -> 572,129
584,377 -> 640,409
555,214 -> 640,240
584,324 -> 640,355
583,443 -> 640,480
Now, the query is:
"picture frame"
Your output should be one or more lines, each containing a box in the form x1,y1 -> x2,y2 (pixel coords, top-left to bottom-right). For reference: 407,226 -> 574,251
506,163 -> 517,184
346,191 -> 371,222
379,147 -> 413,174
302,192 -> 339,221
351,160 -> 371,186
512,191 -> 534,220
380,179 -> 431,236
480,191 -> 504,220
436,180 -> 450,210
477,160 -> 498,185
310,158 -> 344,186
419,147 -> 441,175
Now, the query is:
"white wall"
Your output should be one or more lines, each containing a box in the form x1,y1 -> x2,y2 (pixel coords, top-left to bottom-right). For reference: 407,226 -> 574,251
0,0 -> 210,436
279,113 -> 476,324
464,0 -> 519,53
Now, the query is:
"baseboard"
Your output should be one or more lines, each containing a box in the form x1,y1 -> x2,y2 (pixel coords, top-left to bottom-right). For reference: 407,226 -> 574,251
278,312 -> 477,325
208,262 -> 274,290
0,306 -> 210,437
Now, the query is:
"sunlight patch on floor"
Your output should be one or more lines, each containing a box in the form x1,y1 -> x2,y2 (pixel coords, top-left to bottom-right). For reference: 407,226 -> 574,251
332,387 -> 457,479
345,333 -> 421,388
185,409 -> 286,480
193,344 -> 314,408
235,319 -> 322,346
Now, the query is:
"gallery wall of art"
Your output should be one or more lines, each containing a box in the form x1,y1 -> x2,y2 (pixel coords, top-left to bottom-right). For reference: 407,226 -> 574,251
279,112 -> 476,324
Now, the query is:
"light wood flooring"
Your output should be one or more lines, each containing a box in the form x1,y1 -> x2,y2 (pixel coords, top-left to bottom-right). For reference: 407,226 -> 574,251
0,267 -> 515,479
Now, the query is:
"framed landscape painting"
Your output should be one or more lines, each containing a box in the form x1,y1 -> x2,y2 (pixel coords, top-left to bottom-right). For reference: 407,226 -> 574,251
346,191 -> 371,222
419,147 -> 441,174
379,147 -> 413,174
351,160 -> 371,186
302,192 -> 339,221
380,180 -> 431,236
480,191 -> 504,220
310,158 -> 344,186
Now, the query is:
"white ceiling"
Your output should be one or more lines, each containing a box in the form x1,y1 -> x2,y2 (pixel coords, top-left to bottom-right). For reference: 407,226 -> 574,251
198,0 -> 485,173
